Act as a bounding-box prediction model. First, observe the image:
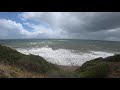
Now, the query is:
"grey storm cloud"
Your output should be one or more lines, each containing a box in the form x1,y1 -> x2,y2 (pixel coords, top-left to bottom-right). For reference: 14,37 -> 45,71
24,12 -> 120,34
58,12 -> 120,33
82,12 -> 120,32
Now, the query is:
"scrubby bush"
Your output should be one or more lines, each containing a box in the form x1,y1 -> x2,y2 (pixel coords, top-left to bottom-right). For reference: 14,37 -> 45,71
77,57 -> 103,72
104,54 -> 120,62
17,54 -> 59,74
0,45 -> 60,74
76,58 -> 109,78
78,63 -> 109,78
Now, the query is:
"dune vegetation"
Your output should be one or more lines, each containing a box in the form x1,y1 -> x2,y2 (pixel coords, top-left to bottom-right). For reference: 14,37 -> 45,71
76,54 -> 120,78
0,44 -> 120,78
0,44 -> 60,78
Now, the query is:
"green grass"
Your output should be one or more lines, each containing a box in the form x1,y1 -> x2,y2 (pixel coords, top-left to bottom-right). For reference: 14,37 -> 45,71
76,58 -> 109,78
1,44 -> 120,78
0,62 -> 46,78
78,63 -> 109,78
0,44 -> 60,74
77,57 -> 103,72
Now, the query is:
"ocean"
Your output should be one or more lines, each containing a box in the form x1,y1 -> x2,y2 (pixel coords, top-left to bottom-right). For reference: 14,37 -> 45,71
0,39 -> 120,66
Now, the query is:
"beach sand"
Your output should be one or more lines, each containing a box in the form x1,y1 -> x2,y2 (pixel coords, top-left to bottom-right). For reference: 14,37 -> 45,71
57,65 -> 80,72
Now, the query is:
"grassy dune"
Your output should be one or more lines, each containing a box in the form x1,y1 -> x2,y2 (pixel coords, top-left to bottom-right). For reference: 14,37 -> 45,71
0,44 -> 60,78
0,44 -> 120,78
76,55 -> 120,78
0,62 -> 46,78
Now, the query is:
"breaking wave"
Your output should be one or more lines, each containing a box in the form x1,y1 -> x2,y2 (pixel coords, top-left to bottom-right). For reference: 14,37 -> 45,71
17,47 -> 114,66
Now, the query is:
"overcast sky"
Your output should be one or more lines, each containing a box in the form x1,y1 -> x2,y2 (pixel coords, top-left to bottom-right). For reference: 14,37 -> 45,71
0,12 -> 120,41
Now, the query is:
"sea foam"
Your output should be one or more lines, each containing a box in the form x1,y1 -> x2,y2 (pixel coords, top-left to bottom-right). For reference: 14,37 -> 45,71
17,47 -> 114,66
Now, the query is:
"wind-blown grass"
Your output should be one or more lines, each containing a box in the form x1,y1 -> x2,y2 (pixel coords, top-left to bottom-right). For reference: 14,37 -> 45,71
0,44 -> 59,74
1,44 -> 120,78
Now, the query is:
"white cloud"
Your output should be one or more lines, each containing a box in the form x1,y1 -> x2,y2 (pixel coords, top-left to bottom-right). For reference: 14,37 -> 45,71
23,22 -> 67,38
19,12 -> 120,41
0,19 -> 48,39
1,12 -> 120,41
0,19 -> 68,39
0,19 -> 27,39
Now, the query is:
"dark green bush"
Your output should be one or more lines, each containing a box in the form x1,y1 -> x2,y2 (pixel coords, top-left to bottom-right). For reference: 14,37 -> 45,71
104,54 -> 120,62
76,57 -> 103,72
79,63 -> 109,78
0,45 -> 60,74
17,54 -> 59,73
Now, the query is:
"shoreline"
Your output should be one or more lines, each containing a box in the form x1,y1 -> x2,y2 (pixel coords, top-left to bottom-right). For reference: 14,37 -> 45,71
1,44 -> 120,78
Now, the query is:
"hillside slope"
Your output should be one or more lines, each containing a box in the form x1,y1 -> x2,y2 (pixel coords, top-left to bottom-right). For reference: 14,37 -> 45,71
0,44 -> 60,78
76,54 -> 120,78
0,44 -> 120,78
0,62 -> 46,78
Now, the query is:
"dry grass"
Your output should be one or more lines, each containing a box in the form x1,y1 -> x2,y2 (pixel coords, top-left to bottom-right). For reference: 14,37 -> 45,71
0,62 -> 47,78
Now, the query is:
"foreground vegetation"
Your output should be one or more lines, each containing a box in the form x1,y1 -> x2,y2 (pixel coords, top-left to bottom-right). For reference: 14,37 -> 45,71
0,44 -> 120,78
0,44 -> 60,78
76,54 -> 120,78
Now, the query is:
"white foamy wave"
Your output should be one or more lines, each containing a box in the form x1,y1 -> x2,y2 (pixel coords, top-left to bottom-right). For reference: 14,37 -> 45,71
30,42 -> 37,45
17,47 -> 114,66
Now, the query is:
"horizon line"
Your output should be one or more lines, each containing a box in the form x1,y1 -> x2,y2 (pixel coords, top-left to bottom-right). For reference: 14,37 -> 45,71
0,38 -> 120,42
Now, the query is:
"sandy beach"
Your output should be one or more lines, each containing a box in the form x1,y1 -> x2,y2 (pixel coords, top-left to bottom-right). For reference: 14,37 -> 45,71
57,65 -> 80,72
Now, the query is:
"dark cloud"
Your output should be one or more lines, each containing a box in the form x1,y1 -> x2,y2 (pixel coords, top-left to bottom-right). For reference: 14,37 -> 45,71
61,12 -> 120,33
1,12 -> 120,41
83,12 -> 120,32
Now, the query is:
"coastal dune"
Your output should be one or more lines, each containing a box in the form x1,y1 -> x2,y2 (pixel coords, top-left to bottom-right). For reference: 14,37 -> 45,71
0,44 -> 120,78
